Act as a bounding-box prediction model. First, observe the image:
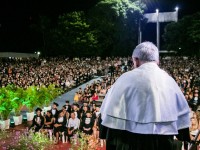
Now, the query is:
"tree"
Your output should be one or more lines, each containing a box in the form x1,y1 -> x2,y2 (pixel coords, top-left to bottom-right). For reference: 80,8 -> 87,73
87,0 -> 143,56
188,12 -> 200,56
30,0 -> 144,57
163,12 -> 200,56
52,11 -> 99,57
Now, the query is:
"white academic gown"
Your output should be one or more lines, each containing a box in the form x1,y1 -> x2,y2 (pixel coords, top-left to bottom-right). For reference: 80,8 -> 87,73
100,62 -> 190,135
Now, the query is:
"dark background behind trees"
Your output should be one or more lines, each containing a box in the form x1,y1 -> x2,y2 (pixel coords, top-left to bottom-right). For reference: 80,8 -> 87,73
0,0 -> 200,56
163,12 -> 200,56
25,0 -> 143,57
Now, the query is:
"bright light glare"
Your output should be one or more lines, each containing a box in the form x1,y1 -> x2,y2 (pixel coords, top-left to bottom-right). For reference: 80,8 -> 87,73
175,7 -> 179,11
156,9 -> 159,13
37,51 -> 41,55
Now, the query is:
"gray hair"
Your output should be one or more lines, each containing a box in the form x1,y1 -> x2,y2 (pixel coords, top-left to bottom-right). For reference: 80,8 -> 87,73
132,42 -> 159,62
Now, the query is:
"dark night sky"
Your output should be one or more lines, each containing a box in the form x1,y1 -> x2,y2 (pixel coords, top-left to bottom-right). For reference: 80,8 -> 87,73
0,0 -> 199,52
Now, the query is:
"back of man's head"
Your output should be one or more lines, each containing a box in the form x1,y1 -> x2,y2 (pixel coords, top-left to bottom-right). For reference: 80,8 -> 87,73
132,42 -> 159,63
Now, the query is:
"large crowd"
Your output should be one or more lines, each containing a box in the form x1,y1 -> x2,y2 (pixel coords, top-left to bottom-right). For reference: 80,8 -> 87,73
0,56 -> 200,144
0,57 -> 132,91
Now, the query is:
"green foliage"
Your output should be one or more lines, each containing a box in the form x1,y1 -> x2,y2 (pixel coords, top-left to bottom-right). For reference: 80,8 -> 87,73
0,85 -> 62,118
37,85 -> 49,107
23,86 -> 39,112
71,131 -> 99,150
163,12 -> 200,56
30,0 -> 144,57
50,11 -> 99,56
24,85 -> 62,112
7,132 -> 53,150
48,84 -> 63,100
0,85 -> 16,120
11,87 -> 26,116
188,12 -> 200,56
87,0 -> 143,56
37,84 -> 62,107
0,130 -> 10,138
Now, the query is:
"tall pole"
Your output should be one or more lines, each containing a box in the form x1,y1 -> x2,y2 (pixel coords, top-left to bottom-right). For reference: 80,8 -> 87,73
156,9 -> 160,50
138,20 -> 142,44
138,0 -> 142,44
175,7 -> 179,22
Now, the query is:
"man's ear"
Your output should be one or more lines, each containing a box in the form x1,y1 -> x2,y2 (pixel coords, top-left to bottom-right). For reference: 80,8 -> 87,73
157,60 -> 160,65
135,58 -> 140,67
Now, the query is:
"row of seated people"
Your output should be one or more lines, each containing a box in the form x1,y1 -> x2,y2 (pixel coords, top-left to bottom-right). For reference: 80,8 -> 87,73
29,101 -> 101,144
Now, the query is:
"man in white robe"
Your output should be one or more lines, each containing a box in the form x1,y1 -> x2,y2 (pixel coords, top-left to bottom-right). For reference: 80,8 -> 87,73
100,42 -> 190,150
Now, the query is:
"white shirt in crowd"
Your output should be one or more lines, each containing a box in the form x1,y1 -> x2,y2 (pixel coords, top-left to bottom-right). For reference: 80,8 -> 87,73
68,118 -> 80,130
100,62 -> 190,135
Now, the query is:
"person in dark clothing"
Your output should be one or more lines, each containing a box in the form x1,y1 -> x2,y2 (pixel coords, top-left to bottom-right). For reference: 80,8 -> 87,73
92,104 -> 101,120
29,108 -> 44,132
80,101 -> 90,113
72,103 -> 81,119
81,112 -> 94,135
64,100 -> 72,114
81,106 -> 89,121
43,110 -> 53,130
51,102 -> 59,120
54,111 -> 67,144
92,104 -> 101,139
41,110 -> 54,140
61,105 -> 70,125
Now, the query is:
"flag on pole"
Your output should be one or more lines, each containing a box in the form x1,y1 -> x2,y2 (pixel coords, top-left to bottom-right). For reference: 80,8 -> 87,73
144,12 -> 178,23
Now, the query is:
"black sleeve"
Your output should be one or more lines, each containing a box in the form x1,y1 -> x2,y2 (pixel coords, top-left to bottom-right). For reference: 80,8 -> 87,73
68,106 -> 72,113
99,115 -> 108,139
92,112 -> 96,120
34,117 -> 40,127
80,118 -> 84,129
29,116 -> 36,129
91,118 -> 95,127
54,118 -> 58,124
176,128 -> 190,142
62,117 -> 67,127
99,124 -> 108,139
55,109 -> 59,118
78,111 -> 81,119
32,116 -> 36,125
40,116 -> 44,127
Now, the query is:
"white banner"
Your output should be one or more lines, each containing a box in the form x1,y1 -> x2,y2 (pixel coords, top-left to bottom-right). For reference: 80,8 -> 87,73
144,11 -> 177,23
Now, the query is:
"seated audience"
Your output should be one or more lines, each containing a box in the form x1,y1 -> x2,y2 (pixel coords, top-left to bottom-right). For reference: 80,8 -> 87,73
66,112 -> 80,141
81,112 -> 94,135
54,111 -> 67,144
29,108 -> 44,132
43,110 -> 54,130
51,102 -> 59,121
64,100 -> 71,113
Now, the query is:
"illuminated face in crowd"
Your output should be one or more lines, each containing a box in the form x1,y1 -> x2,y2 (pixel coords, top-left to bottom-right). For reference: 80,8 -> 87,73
71,112 -> 75,119
96,107 -> 100,112
83,106 -> 88,112
73,105 -> 78,110
59,111 -> 64,117
36,110 -> 41,116
46,111 -> 51,117
86,112 -> 91,118
53,104 -> 57,109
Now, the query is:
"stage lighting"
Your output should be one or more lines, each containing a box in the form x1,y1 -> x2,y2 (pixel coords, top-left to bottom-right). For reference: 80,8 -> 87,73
175,7 -> 179,11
